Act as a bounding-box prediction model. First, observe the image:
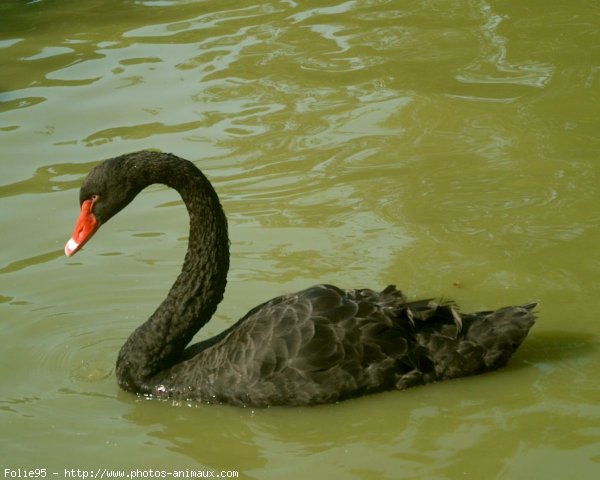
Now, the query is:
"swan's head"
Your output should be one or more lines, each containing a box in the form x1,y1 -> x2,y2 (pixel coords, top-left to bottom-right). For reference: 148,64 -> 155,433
64,153 -> 150,256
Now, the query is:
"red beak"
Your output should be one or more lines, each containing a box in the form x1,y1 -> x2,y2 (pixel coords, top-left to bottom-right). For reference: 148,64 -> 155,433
65,198 -> 100,256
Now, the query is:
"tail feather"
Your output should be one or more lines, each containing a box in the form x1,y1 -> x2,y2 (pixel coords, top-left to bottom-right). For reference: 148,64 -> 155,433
411,302 -> 537,383
462,303 -> 536,370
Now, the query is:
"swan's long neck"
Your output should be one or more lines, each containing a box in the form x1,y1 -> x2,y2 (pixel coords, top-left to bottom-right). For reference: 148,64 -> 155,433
115,154 -> 229,392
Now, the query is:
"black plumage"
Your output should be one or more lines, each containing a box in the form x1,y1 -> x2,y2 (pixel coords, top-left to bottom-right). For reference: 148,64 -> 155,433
65,151 -> 536,407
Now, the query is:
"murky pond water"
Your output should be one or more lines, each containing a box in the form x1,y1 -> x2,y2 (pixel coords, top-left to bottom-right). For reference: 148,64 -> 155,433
1,1 -> 598,478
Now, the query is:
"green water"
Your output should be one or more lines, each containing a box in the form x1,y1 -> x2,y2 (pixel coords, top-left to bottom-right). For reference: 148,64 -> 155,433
1,0 -> 598,478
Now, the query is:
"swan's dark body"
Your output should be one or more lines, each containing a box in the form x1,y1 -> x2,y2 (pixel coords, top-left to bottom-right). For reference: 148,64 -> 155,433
66,151 -> 536,407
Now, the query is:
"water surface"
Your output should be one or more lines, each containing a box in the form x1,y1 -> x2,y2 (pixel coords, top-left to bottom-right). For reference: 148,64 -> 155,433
1,1 -> 599,478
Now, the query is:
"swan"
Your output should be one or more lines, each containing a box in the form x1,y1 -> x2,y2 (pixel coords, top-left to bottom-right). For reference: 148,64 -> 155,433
64,151 -> 536,407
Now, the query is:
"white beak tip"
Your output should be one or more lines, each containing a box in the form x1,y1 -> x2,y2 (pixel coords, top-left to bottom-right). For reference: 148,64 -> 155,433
65,237 -> 79,256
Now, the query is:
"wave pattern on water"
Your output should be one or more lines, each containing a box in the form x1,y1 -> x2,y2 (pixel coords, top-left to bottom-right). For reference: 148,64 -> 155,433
1,0 -> 599,477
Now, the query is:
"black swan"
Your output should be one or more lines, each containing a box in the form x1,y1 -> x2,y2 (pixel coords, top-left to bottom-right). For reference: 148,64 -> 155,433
64,151 -> 536,407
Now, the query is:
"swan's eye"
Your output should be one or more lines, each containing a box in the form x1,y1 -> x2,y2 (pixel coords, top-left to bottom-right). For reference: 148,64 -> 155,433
91,194 -> 99,203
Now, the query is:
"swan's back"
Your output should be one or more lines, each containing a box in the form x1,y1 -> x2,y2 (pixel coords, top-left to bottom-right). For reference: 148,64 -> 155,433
148,284 -> 535,406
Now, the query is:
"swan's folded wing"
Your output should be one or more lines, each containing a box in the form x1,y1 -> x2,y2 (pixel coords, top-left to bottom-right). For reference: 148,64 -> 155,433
184,284 -> 415,405
219,286 -> 407,399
